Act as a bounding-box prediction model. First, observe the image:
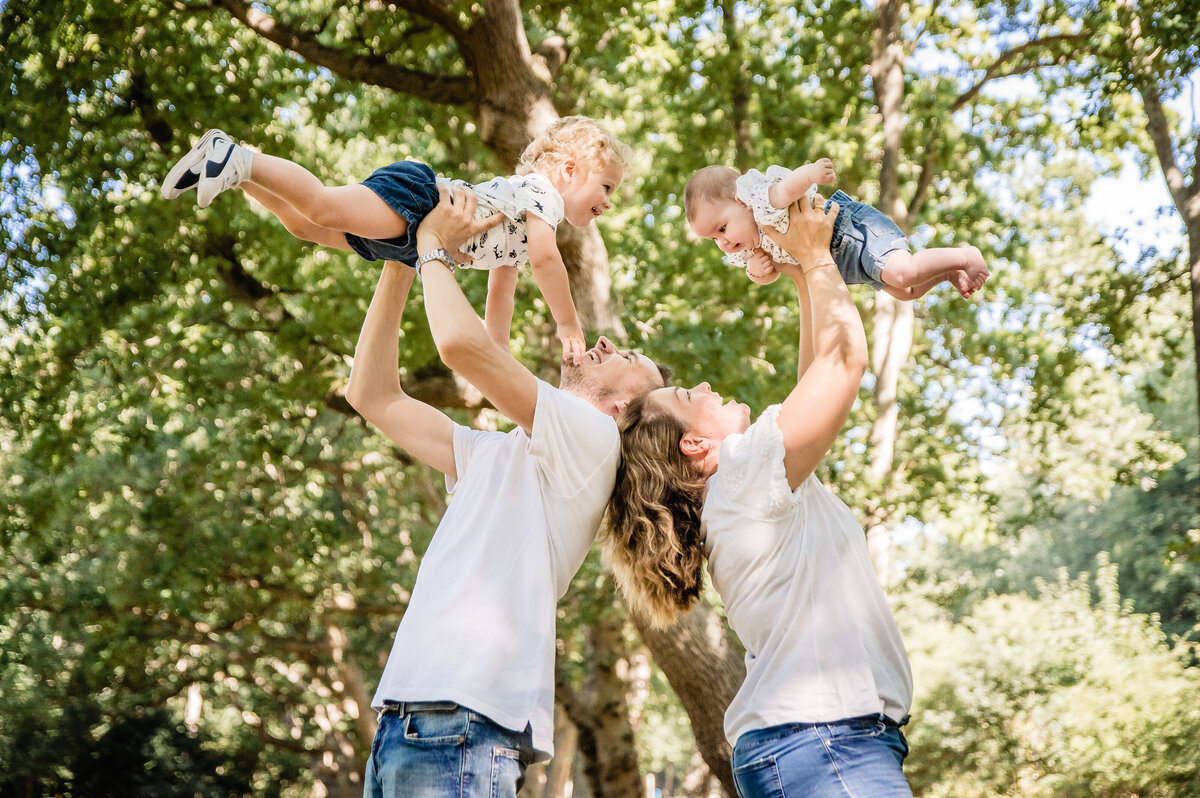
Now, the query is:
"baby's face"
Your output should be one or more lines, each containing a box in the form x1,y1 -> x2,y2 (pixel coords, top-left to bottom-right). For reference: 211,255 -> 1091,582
560,160 -> 623,226
689,199 -> 759,255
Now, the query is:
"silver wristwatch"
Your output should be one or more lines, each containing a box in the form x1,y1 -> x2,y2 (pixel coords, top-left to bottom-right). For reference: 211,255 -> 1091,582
413,248 -> 455,276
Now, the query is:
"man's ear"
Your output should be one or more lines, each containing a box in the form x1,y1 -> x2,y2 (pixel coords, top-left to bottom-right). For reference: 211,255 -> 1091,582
680,434 -> 708,459
612,398 -> 630,415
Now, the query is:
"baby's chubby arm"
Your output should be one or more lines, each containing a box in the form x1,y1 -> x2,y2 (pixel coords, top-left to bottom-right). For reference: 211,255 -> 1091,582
767,158 -> 837,209
526,214 -> 586,365
746,248 -> 783,285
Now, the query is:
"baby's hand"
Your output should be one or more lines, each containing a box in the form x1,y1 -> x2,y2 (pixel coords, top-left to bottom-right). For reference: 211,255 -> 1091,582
746,249 -> 782,285
803,158 -> 837,186
558,323 -> 586,366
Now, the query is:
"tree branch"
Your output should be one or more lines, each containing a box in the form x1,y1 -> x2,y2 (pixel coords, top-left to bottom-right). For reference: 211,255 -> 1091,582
1140,83 -> 1195,214
950,32 -> 1089,113
386,0 -> 467,39
213,0 -> 475,105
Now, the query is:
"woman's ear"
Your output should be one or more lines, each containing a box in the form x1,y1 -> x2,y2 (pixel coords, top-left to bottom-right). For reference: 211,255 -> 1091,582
679,434 -> 708,460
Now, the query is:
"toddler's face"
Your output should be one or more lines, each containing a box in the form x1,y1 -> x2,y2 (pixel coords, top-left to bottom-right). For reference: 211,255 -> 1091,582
689,199 -> 759,255
560,160 -> 623,226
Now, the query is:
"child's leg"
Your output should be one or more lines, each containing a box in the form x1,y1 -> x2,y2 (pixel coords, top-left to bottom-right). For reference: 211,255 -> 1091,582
880,246 -> 987,296
247,152 -> 409,240
240,183 -> 353,250
484,266 -> 519,350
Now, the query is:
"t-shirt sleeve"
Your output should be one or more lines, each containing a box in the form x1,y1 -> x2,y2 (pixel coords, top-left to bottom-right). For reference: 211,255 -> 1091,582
448,423 -> 497,494
735,166 -> 792,232
713,405 -> 807,521
528,380 -> 620,496
517,173 -> 565,230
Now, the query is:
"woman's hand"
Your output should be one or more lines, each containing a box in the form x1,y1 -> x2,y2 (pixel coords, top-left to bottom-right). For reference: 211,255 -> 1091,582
416,184 -> 504,263
762,194 -> 839,271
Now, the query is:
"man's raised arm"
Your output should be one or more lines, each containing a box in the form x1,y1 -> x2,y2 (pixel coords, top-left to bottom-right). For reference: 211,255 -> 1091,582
415,186 -> 542,433
345,262 -> 457,477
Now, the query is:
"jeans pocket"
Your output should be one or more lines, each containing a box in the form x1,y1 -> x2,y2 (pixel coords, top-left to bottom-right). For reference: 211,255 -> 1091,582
733,754 -> 785,798
489,747 -> 527,798
403,708 -> 469,746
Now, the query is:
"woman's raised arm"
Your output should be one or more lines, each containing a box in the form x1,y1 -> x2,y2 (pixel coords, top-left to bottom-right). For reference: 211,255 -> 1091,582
765,198 -> 869,489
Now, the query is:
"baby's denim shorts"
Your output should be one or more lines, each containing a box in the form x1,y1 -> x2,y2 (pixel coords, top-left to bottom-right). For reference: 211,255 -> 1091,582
826,190 -> 909,289
344,160 -> 441,264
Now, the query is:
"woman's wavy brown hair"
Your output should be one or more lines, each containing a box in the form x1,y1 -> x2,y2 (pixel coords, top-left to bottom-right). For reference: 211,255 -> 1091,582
603,392 -> 709,628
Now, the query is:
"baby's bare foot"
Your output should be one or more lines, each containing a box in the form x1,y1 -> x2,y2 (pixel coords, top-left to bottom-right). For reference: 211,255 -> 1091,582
961,245 -> 988,291
950,269 -> 974,298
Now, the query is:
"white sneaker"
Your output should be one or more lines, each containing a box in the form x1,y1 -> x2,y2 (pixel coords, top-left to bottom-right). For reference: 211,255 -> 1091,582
196,131 -> 252,208
161,128 -> 222,199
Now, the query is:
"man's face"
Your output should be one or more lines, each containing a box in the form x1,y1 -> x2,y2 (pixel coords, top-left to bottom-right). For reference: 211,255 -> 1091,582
560,336 -> 665,416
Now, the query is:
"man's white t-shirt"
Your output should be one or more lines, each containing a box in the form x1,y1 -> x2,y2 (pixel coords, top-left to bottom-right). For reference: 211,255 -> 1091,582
371,380 -> 618,760
701,405 -> 913,747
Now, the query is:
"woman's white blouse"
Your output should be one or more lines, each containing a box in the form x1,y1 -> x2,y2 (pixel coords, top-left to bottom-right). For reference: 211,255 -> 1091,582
701,405 -> 913,746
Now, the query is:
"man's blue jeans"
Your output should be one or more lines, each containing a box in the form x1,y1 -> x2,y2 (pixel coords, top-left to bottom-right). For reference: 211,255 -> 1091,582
364,702 -> 535,798
731,714 -> 912,798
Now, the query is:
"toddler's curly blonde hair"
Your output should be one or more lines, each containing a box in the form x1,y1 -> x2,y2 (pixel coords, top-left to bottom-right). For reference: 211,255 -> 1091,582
516,116 -> 631,178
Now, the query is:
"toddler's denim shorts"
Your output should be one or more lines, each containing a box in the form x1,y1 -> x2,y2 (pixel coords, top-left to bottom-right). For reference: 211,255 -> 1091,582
344,160 -> 440,264
826,190 -> 909,290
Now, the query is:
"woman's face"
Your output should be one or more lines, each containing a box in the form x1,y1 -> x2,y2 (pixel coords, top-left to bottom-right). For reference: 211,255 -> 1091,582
650,382 -> 751,449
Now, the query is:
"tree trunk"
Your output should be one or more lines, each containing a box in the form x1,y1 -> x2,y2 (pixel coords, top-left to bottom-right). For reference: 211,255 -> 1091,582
721,0 -> 753,170
1137,85 -> 1200,445
633,600 -> 745,797
681,747 -> 716,798
865,0 -> 913,585
557,607 -> 643,798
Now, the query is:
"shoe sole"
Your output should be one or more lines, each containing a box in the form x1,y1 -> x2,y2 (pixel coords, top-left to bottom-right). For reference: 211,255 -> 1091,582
161,128 -> 223,200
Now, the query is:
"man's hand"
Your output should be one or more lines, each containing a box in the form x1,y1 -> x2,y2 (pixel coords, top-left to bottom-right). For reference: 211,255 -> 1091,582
761,194 -> 839,269
416,184 -> 505,262
557,322 -> 586,366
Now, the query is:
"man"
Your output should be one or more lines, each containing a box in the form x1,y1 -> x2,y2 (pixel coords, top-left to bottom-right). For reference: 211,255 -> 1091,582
345,185 -> 667,797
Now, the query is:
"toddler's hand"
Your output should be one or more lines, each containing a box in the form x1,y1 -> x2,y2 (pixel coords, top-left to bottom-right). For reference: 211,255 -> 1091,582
746,249 -> 781,285
803,158 -> 837,186
558,323 -> 586,366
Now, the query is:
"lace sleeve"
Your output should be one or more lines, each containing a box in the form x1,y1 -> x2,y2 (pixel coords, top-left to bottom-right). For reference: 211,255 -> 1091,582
715,405 -> 808,521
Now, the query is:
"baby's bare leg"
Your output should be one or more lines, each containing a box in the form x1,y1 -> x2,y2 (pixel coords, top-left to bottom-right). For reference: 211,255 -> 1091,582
484,265 -> 519,350
880,246 -> 987,296
247,152 -> 408,240
241,183 -> 353,250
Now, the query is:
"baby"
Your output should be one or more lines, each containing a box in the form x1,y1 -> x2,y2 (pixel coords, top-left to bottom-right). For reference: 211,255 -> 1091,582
162,117 -> 630,363
685,160 -> 988,298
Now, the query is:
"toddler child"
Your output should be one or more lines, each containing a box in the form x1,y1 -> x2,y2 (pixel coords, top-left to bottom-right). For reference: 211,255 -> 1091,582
161,117 -> 630,364
684,159 -> 988,298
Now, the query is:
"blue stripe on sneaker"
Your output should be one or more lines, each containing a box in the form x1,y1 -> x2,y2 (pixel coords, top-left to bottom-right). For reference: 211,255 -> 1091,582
205,140 -> 234,178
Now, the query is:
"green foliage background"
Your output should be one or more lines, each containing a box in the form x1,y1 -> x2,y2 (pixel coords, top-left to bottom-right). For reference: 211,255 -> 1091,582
2,0 -> 1198,795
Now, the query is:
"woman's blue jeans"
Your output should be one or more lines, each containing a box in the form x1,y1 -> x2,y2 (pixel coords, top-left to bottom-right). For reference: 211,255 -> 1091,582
363,702 -> 535,798
731,714 -> 912,798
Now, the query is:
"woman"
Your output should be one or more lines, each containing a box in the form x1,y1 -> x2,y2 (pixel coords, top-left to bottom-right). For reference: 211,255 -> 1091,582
605,195 -> 914,797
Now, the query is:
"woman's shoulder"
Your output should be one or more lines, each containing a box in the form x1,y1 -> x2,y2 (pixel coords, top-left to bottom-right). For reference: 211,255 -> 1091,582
709,406 -> 807,519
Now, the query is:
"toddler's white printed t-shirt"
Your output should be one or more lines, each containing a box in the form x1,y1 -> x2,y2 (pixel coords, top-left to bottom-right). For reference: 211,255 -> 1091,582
439,172 -> 565,271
